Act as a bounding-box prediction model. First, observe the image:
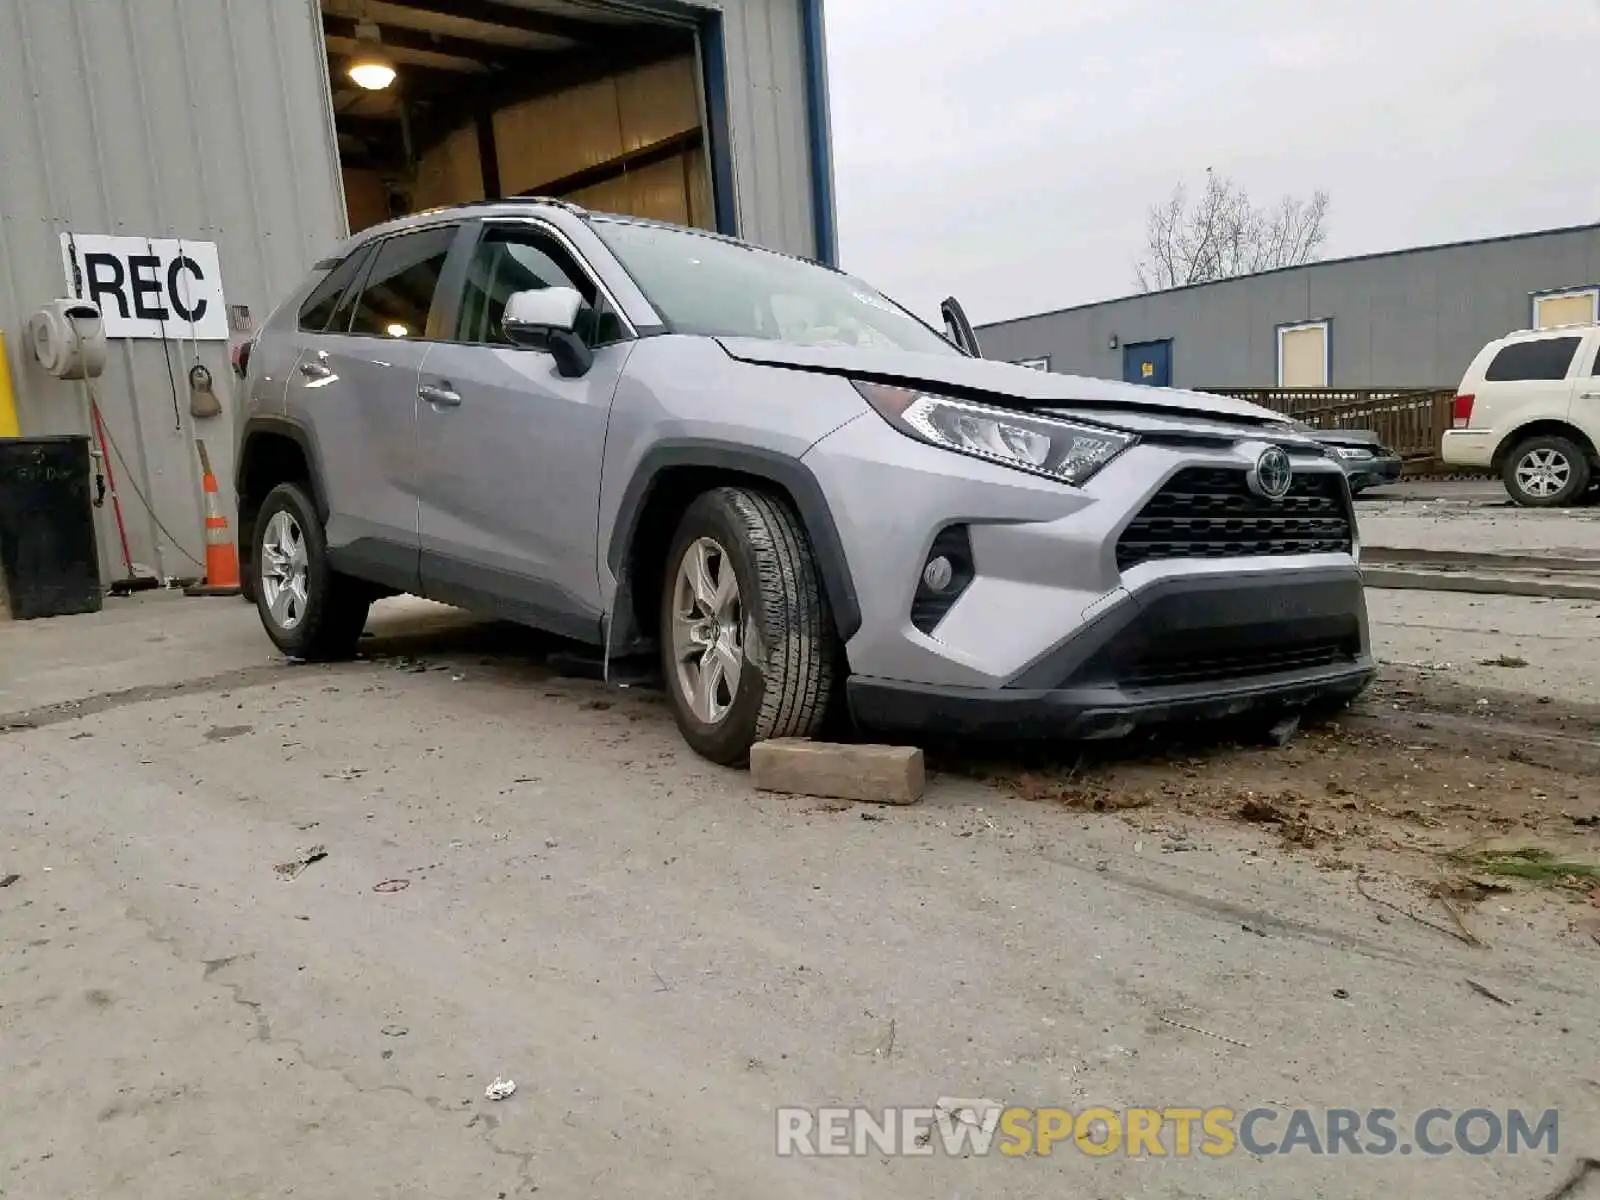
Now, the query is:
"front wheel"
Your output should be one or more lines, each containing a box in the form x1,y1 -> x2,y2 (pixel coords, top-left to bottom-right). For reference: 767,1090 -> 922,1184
1502,435 -> 1591,507
659,487 -> 838,765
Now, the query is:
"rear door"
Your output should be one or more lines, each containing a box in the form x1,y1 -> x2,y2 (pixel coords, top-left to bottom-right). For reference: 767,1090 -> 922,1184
281,245 -> 372,417
415,219 -> 633,642
306,224 -> 459,591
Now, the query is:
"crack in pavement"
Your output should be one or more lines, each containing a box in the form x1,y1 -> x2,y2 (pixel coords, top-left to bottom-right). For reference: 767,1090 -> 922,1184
128,906 -> 542,1198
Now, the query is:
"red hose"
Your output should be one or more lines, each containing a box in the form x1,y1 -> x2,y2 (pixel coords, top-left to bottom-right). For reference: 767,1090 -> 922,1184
89,397 -> 135,578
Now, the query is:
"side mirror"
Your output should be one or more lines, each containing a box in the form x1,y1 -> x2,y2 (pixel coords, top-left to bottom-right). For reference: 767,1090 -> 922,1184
502,286 -> 593,378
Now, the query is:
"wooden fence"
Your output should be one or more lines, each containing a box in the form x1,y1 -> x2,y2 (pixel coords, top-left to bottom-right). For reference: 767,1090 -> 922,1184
1201,388 -> 1456,464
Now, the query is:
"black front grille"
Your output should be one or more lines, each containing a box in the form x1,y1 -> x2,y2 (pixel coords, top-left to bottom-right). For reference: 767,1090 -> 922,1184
1120,638 -> 1353,689
1117,467 -> 1353,571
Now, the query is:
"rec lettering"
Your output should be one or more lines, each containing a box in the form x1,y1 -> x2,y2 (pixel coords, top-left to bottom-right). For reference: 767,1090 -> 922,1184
83,252 -> 208,323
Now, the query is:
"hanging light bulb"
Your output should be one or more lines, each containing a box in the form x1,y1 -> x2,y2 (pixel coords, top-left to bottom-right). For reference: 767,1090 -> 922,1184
347,18 -> 395,90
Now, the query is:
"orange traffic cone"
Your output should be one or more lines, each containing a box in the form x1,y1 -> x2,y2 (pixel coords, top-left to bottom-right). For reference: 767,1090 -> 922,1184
184,439 -> 241,597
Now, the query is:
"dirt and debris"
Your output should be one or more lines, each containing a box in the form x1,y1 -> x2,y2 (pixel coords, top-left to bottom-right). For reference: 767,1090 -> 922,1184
1464,979 -> 1513,1006
0,873 -> 18,888
947,666 -> 1600,926
483,1077 -> 516,1101
273,845 -> 327,880
1478,655 -> 1530,669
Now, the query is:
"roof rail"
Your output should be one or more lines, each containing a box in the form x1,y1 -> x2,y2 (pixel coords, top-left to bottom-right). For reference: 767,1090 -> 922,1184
411,196 -> 590,218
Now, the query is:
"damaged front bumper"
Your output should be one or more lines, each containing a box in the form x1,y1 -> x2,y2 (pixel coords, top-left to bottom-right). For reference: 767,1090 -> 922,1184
846,567 -> 1376,739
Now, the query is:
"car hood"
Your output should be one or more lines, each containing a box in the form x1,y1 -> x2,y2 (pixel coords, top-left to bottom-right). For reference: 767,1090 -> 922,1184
713,338 -> 1286,426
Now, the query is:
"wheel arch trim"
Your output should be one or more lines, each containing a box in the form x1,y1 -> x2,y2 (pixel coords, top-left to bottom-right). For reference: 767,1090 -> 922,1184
606,440 -> 863,641
237,415 -> 331,523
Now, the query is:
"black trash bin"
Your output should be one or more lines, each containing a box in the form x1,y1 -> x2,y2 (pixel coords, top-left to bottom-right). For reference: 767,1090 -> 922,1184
0,435 -> 103,619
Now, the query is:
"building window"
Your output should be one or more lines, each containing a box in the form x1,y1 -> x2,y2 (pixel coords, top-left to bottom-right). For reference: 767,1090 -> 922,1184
1277,320 -> 1329,387
1531,288 -> 1598,330
1014,356 -> 1050,371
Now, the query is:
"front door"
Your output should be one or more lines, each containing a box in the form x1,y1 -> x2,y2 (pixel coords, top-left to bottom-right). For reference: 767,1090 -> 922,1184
415,220 -> 632,643
1123,339 -> 1172,387
1573,333 -> 1600,446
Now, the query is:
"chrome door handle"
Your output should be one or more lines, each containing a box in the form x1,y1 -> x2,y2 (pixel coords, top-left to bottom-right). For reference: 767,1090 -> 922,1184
1581,391 -> 1600,400
418,383 -> 462,407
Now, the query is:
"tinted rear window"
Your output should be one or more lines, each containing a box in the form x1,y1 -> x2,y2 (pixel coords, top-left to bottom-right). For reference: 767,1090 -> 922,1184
1485,337 -> 1581,382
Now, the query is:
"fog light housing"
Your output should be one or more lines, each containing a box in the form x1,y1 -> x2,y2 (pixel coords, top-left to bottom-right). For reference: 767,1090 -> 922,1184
911,525 -> 975,635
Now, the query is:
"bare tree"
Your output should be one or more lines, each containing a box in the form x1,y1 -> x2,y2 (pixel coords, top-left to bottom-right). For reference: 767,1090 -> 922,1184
1135,170 -> 1329,292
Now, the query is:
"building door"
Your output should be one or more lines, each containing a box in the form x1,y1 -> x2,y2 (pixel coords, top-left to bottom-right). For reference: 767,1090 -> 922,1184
1123,339 -> 1171,387
1278,321 -> 1329,387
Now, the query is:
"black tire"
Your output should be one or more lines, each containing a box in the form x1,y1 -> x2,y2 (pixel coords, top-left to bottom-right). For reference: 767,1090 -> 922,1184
253,482 -> 370,661
659,487 -> 837,766
1501,434 -> 1591,507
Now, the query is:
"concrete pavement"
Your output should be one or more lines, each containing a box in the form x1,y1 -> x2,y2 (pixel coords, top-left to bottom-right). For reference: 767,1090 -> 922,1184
3,591 -> 1598,1199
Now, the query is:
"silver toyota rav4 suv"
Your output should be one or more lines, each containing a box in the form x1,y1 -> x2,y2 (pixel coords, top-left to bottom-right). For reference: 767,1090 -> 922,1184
235,199 -> 1374,764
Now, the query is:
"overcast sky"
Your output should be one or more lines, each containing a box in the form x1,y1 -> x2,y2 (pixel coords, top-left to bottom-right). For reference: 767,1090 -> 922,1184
824,0 -> 1600,326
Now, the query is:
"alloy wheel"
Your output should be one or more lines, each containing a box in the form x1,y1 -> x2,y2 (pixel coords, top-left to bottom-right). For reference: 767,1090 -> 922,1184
260,510 -> 310,631
1515,449 -> 1570,499
670,537 -> 744,725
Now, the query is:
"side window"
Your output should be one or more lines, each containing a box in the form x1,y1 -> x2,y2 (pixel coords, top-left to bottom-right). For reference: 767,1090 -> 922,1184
455,226 -> 624,348
1484,336 -> 1582,382
297,247 -> 371,332
348,225 -> 457,340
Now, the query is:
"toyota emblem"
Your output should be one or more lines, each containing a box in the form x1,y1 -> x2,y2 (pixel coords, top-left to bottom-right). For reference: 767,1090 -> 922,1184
1249,446 -> 1294,501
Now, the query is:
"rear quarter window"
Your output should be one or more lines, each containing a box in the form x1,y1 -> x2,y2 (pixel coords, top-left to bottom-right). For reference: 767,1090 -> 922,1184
1484,336 -> 1582,382
298,246 -> 373,332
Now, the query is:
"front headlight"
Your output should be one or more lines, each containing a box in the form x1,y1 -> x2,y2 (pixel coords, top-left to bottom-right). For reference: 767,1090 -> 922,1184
854,381 -> 1136,485
1333,446 -> 1375,461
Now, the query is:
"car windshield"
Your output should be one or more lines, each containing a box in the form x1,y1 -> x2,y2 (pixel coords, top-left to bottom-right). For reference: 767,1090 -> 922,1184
590,218 -> 961,356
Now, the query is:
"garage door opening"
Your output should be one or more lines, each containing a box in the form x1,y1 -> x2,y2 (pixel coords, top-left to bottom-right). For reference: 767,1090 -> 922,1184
319,1 -> 725,236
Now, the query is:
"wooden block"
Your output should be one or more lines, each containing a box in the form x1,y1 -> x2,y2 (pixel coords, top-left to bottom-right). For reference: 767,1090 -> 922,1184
750,739 -> 925,806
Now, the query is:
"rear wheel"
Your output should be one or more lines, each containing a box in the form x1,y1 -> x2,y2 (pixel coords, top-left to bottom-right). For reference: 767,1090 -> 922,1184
1502,435 -> 1590,507
254,482 -> 370,661
659,487 -> 837,765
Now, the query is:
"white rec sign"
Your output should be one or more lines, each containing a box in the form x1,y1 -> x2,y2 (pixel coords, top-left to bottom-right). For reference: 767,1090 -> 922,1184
59,233 -> 229,340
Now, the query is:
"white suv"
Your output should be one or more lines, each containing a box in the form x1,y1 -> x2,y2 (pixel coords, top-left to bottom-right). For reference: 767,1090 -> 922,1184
1441,324 -> 1600,506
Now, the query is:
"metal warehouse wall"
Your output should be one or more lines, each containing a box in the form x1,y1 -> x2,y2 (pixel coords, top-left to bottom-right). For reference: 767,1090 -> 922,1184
715,0 -> 833,261
0,0 -> 346,585
0,0 -> 833,590
978,225 -> 1600,391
